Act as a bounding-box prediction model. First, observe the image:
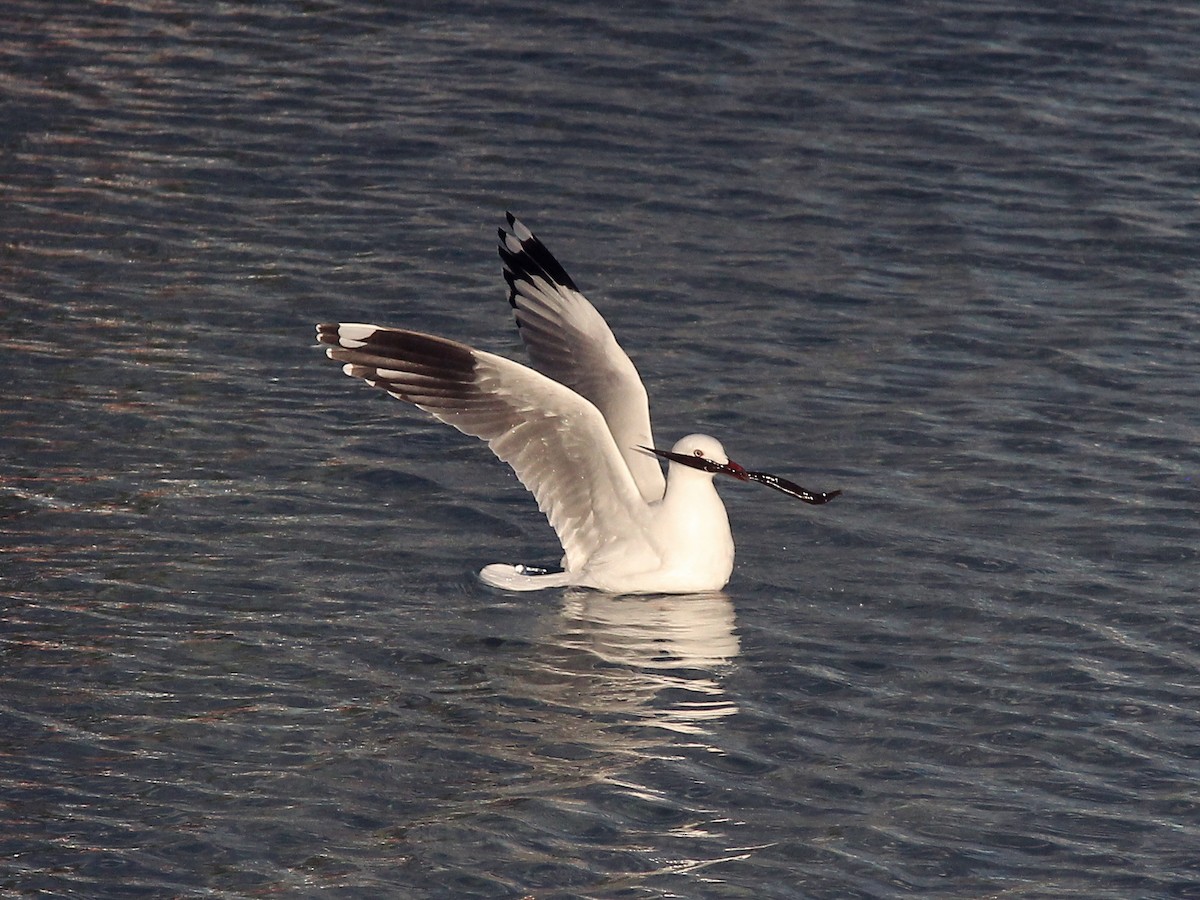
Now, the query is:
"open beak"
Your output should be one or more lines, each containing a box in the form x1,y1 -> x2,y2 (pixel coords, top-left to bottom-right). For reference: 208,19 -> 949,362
639,446 -> 841,506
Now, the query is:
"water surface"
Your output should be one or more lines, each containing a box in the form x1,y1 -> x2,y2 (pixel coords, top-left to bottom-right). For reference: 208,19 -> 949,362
2,2 -> 1198,897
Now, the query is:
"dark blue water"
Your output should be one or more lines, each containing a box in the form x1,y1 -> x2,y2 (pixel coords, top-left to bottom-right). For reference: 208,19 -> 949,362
3,2 -> 1198,897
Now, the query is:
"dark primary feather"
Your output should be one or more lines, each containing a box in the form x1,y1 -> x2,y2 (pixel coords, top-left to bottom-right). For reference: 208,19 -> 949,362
317,323 -> 478,405
498,211 -> 579,297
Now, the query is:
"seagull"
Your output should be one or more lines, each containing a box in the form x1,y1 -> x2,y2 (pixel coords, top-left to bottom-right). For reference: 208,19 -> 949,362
316,213 -> 839,594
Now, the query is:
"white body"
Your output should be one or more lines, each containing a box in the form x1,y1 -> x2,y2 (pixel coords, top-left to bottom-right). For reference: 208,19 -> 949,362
480,434 -> 738,594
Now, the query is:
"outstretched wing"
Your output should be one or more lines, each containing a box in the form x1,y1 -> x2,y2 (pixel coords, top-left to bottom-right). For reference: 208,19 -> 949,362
317,323 -> 649,570
498,214 -> 665,502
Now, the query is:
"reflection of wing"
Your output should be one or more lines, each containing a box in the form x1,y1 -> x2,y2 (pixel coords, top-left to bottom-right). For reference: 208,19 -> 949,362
499,214 -> 666,503
318,323 -> 647,570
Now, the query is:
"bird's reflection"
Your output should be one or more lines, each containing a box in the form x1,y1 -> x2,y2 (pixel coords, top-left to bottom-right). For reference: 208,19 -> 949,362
392,588 -> 751,893
558,589 -> 740,668
529,589 -> 740,737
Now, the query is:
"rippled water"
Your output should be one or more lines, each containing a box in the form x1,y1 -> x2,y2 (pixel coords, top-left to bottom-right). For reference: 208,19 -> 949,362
3,2 -> 1198,897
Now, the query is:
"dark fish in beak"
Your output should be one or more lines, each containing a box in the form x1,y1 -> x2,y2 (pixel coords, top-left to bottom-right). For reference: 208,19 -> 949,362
640,446 -> 841,505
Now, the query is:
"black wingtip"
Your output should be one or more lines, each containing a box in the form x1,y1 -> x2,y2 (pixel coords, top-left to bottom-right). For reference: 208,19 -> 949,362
497,212 -> 579,290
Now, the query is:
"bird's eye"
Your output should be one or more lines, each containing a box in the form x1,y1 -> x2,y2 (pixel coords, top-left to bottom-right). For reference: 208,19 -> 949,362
693,449 -> 704,457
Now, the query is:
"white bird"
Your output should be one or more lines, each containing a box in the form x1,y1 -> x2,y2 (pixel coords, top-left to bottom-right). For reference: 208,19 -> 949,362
316,213 -> 838,594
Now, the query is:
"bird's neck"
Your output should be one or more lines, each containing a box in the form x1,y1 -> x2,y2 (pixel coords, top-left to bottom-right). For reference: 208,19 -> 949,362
662,469 -> 729,526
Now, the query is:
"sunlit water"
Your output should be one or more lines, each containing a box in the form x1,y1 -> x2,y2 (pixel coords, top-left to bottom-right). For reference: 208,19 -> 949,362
3,2 -> 1198,897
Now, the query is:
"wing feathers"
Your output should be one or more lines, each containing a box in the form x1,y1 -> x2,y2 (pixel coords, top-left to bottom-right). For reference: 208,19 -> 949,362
498,216 -> 666,502
499,212 -> 579,293
317,323 -> 647,569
